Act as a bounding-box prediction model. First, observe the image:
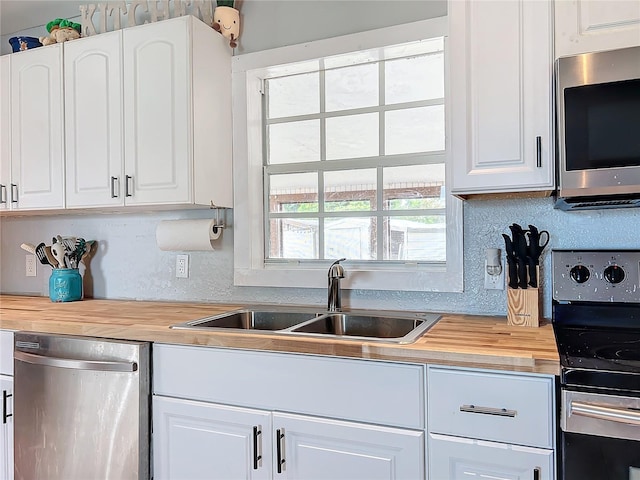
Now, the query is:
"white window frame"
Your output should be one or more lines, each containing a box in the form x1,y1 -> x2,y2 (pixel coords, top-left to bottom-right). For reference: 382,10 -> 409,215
232,17 -> 463,292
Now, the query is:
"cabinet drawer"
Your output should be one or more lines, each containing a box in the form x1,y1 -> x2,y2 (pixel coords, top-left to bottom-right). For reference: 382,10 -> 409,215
154,344 -> 425,429
428,366 -> 554,448
0,330 -> 13,376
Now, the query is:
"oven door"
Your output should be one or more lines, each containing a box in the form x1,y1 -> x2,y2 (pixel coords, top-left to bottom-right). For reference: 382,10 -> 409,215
562,390 -> 640,480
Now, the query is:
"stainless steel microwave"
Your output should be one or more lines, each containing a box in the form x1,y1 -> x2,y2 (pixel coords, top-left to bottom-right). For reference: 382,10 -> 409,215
555,46 -> 640,210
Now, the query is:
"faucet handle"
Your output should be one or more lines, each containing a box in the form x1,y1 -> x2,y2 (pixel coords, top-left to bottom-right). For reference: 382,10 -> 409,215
328,258 -> 346,278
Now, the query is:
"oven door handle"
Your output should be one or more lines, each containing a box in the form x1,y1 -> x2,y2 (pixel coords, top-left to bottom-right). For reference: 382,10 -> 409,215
571,401 -> 640,426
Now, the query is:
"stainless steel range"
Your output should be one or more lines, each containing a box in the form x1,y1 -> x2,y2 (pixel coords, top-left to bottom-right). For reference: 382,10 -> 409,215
552,250 -> 640,480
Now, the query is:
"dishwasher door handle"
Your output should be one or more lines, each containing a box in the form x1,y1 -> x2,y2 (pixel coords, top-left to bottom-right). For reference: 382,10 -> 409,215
14,350 -> 137,372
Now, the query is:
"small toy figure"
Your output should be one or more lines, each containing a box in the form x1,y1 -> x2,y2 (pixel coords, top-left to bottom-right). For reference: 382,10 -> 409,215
39,18 -> 82,46
212,0 -> 242,49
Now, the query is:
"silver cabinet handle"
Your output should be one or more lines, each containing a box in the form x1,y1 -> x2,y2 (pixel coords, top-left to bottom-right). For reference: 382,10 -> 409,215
536,136 -> 542,168
572,401 -> 640,426
10,183 -> 17,203
460,404 -> 517,417
125,175 -> 133,197
15,350 -> 137,372
110,176 -> 119,198
0,184 -> 6,204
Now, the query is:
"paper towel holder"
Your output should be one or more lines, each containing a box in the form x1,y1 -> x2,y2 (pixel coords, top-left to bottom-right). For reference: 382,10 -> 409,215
209,203 -> 227,233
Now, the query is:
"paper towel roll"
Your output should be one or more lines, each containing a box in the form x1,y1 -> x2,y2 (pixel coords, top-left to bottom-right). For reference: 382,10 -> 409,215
156,219 -> 221,251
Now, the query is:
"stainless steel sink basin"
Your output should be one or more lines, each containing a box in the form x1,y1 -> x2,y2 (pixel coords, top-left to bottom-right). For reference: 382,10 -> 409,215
171,306 -> 440,344
289,312 -> 440,344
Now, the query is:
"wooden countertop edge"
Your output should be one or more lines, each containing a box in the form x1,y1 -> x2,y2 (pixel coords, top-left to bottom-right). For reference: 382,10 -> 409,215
0,295 -> 560,375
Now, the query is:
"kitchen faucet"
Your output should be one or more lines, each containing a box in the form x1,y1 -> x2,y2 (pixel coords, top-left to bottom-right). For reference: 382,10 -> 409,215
327,258 -> 346,312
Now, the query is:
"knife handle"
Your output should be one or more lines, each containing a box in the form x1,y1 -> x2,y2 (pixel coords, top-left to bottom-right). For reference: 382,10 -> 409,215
528,257 -> 537,288
507,260 -> 519,289
517,258 -> 528,289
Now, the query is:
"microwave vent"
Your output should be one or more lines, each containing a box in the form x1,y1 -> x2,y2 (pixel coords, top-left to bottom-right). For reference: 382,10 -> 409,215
554,194 -> 640,211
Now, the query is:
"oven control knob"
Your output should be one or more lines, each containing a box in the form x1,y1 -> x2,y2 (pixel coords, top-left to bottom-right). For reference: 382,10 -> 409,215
569,265 -> 590,283
604,265 -> 625,284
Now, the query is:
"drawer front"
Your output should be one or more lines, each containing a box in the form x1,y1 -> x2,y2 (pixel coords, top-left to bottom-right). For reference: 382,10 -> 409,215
428,366 -> 554,448
154,344 -> 425,429
0,330 -> 13,376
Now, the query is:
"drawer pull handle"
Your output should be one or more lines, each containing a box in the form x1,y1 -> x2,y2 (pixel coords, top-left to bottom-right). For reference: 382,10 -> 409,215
460,404 -> 517,417
2,390 -> 12,424
276,428 -> 285,474
252,426 -> 262,470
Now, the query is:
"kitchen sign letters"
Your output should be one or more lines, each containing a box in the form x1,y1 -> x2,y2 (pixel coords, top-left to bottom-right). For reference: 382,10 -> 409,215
79,1 -> 215,36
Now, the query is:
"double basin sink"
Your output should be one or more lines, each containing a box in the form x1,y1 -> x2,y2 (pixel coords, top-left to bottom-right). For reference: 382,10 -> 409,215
172,306 -> 441,344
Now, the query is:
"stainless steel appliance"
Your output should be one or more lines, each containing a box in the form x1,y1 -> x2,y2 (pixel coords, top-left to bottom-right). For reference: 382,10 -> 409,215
555,46 -> 640,210
552,250 -> 640,480
13,333 -> 150,480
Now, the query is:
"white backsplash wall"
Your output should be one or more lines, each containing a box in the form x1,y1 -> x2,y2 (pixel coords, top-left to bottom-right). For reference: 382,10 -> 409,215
1,197 -> 638,317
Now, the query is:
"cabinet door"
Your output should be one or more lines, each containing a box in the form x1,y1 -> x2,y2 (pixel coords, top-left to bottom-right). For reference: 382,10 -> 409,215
450,0 -> 554,195
123,18 -> 191,206
65,31 -> 124,208
153,395 -> 271,480
10,44 -> 65,209
429,433 -> 554,480
0,375 -> 13,480
0,56 -> 10,210
273,412 -> 424,480
555,1 -> 640,57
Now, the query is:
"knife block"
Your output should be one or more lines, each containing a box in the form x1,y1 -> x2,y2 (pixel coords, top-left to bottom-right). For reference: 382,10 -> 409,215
507,265 -> 540,327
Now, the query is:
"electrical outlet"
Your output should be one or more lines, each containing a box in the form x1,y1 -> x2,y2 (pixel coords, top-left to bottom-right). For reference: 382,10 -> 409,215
26,254 -> 37,277
484,260 -> 505,290
176,254 -> 189,278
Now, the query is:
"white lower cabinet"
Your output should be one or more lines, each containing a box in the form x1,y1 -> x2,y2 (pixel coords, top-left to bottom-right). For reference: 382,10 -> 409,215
427,366 -> 556,480
152,344 -> 425,480
0,331 -> 14,480
429,433 -> 554,480
0,376 -> 12,480
274,412 -> 423,480
154,396 -> 271,480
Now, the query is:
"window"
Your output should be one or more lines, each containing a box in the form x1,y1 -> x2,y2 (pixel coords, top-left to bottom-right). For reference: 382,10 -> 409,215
233,17 -> 463,292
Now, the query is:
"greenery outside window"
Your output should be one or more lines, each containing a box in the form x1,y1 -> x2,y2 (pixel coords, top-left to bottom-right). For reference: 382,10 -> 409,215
232,17 -> 463,292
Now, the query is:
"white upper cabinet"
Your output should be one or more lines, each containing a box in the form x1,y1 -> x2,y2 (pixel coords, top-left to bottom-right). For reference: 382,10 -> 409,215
0,56 -> 10,210
65,31 -> 124,208
10,44 -> 65,210
449,0 -> 554,195
122,16 -> 232,207
555,0 -> 640,57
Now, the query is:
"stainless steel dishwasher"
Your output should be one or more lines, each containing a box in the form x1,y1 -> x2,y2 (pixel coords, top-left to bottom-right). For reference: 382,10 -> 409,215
13,332 -> 150,480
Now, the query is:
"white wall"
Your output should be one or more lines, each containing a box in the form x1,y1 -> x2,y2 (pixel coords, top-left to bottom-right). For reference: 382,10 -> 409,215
1,0 -> 639,317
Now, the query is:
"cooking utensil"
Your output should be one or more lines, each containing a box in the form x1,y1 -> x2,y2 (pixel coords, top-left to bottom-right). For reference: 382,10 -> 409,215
526,225 -> 549,288
35,243 -> 52,267
44,246 -> 59,268
50,242 -> 67,269
509,224 -> 529,289
20,243 -> 36,255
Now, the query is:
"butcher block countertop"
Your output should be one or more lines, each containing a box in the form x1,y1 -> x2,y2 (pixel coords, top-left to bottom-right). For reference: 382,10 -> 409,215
0,295 -> 560,375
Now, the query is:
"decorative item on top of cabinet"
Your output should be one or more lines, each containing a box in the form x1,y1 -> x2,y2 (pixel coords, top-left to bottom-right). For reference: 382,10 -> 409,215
212,0 -> 242,48
449,0 -> 554,196
555,0 -> 640,57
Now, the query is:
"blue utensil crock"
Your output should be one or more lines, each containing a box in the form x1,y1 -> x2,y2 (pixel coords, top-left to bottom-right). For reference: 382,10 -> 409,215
49,268 -> 82,302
